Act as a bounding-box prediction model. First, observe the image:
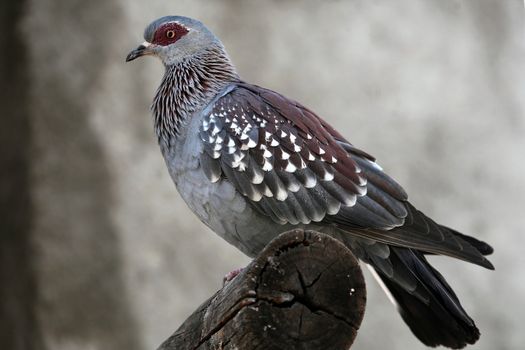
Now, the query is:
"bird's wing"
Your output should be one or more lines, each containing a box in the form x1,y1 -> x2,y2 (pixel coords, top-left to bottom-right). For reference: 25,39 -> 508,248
198,83 -> 492,268
199,83 -> 379,223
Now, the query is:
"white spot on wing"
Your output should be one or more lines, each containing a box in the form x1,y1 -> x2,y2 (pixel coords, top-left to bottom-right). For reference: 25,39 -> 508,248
261,184 -> 273,197
323,168 -> 334,181
251,171 -> 264,184
260,144 -> 272,158
284,161 -> 297,172
262,159 -> 273,171
202,119 -> 210,131
299,158 -> 307,169
342,193 -> 357,206
303,174 -> 317,188
275,186 -> 288,201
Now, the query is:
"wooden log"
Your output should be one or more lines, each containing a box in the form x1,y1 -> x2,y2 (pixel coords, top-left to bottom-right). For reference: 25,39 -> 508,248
157,229 -> 366,350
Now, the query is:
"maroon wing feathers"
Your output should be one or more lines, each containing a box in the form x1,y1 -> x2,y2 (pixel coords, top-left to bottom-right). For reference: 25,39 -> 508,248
199,83 -> 371,224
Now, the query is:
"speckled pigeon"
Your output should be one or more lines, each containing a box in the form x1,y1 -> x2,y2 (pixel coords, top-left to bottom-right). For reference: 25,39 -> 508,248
126,16 -> 493,349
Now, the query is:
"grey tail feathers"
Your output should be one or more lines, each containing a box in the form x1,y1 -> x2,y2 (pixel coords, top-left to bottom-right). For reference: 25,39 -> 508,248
371,247 -> 480,349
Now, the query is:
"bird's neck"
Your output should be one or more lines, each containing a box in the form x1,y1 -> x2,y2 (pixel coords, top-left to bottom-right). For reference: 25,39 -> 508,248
152,45 -> 240,146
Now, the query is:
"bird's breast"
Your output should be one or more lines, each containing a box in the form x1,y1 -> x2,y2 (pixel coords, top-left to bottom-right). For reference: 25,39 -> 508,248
160,116 -> 284,257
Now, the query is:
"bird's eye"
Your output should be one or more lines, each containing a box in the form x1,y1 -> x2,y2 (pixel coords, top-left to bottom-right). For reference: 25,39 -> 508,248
166,30 -> 176,39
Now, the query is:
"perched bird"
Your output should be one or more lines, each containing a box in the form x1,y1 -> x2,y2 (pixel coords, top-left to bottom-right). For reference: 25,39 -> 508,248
127,16 -> 493,349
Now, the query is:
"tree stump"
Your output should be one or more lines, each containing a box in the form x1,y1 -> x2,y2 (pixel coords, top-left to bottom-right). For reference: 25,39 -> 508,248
157,229 -> 366,350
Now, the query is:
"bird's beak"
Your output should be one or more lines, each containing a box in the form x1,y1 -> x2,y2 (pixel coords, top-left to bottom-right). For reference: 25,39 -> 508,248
126,42 -> 153,62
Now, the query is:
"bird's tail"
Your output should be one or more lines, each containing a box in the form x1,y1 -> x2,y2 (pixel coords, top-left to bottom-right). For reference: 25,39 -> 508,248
368,247 -> 481,349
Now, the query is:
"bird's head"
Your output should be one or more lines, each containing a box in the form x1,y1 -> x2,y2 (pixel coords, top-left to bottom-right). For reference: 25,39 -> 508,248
126,16 -> 219,66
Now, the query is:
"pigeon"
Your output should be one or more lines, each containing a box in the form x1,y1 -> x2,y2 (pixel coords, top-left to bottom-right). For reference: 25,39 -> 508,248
126,16 -> 494,348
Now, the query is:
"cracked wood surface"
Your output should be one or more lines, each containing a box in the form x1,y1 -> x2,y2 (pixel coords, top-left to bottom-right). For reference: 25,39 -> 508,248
157,230 -> 366,350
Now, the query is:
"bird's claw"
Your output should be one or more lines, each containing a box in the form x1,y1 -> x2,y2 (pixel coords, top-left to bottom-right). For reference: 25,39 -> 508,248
223,267 -> 245,285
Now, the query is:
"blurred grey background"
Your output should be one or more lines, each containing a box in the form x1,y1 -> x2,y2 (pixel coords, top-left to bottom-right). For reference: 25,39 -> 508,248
1,0 -> 524,349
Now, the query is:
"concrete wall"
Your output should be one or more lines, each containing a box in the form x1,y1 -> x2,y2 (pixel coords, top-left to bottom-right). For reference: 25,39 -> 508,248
2,0 -> 524,349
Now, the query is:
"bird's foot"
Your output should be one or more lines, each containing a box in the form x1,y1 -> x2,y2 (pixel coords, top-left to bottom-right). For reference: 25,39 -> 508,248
223,267 -> 245,285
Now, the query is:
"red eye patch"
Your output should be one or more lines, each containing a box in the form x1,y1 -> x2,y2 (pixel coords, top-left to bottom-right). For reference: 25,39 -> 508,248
152,22 -> 189,46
